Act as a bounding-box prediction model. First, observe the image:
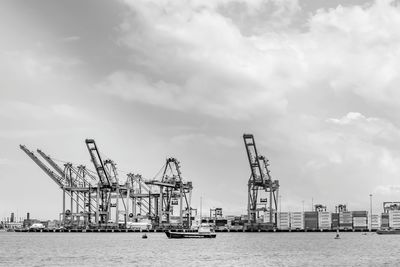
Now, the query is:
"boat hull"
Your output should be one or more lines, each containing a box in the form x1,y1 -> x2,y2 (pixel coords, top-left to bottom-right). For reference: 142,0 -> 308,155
376,229 -> 400,235
165,231 -> 216,239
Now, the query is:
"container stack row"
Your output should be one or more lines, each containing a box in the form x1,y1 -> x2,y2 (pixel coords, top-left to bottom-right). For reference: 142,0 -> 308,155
220,211 -> 399,231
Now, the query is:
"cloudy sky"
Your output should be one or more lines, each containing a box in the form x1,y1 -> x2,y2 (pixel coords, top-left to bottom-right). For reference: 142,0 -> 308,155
2,0 -> 400,220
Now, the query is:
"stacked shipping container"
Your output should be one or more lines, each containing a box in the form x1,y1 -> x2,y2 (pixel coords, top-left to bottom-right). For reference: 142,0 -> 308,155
389,210 -> 400,229
381,213 -> 389,228
371,214 -> 380,230
263,211 -> 276,224
352,211 -> 368,230
304,212 -> 318,230
318,212 -> 331,230
290,212 -> 304,230
277,212 -> 290,230
339,211 -> 353,229
331,213 -> 339,229
220,211 -> 390,231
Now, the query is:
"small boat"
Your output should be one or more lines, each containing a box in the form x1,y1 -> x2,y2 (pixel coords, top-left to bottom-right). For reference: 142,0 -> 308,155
142,234 -> 148,239
376,228 -> 400,235
166,223 -> 216,239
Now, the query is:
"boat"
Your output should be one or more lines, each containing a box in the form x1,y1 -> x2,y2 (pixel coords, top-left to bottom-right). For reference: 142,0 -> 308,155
376,228 -> 400,235
166,223 -> 216,239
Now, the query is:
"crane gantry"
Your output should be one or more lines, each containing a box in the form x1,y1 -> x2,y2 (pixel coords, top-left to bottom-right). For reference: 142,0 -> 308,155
20,139 -> 194,229
146,157 -> 193,228
243,134 -> 280,227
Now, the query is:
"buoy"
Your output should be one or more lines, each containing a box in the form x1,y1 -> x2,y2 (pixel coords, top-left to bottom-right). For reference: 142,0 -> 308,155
334,229 -> 340,239
142,234 -> 148,239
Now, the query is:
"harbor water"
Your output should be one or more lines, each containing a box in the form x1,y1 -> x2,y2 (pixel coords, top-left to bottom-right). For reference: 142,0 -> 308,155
0,232 -> 399,266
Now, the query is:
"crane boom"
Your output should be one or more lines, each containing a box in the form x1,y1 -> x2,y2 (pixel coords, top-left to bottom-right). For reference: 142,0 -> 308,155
37,149 -> 65,177
85,139 -> 111,186
19,145 -> 64,188
243,134 -> 265,185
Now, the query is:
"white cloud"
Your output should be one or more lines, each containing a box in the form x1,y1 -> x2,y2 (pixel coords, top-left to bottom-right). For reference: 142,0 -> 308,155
99,0 -> 400,122
327,112 -> 366,125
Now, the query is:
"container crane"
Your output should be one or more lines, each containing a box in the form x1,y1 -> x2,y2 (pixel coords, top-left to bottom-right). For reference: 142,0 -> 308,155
243,134 -> 280,226
259,155 -> 279,224
20,145 -> 94,227
84,139 -> 113,224
146,158 -> 193,228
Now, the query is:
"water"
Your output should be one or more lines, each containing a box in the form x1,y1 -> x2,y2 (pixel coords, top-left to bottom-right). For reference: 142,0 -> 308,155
0,232 -> 399,266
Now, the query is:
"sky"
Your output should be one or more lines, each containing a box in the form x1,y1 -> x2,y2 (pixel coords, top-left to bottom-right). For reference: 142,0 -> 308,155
2,0 -> 400,220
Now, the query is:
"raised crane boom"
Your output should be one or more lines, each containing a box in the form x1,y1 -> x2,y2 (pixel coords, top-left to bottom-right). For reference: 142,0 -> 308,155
19,145 -> 64,188
19,145 -> 87,212
243,134 -> 280,226
243,134 -> 265,185
85,139 -> 111,186
37,149 -> 65,177
243,134 -> 264,223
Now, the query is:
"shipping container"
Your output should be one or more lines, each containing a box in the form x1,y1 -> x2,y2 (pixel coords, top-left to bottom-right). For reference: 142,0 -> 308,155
331,213 -> 339,229
277,212 -> 290,230
290,212 -> 304,230
318,212 -> 331,230
304,212 -> 318,230
339,211 -> 352,229
263,211 -> 276,224
353,216 -> 367,230
352,211 -> 368,217
339,223 -> 353,230
389,210 -> 400,229
381,213 -> 389,228
371,214 -> 380,230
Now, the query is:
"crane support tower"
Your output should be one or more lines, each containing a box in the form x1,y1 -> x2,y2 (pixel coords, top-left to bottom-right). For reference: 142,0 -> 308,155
243,134 -> 280,226
146,158 -> 193,228
20,140 -> 194,230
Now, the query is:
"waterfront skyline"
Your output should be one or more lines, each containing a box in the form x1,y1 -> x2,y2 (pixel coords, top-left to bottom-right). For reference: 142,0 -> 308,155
2,0 -> 400,220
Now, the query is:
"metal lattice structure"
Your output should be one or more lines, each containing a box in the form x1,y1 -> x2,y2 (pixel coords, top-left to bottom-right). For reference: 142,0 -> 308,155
243,134 -> 279,225
146,158 -> 193,228
20,140 -> 194,229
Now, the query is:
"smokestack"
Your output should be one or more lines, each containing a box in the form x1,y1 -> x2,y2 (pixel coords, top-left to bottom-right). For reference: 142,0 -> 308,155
10,213 -> 14,223
27,213 -> 30,220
